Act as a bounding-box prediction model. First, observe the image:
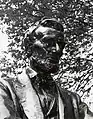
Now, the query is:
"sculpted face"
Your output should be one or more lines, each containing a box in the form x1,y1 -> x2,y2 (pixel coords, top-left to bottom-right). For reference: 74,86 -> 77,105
26,19 -> 65,73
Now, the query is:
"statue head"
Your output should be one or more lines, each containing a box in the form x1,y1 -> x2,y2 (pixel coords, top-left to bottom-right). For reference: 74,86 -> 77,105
24,18 -> 65,74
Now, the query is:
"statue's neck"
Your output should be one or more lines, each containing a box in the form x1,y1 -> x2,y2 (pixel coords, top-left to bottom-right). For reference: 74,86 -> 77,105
29,63 -> 55,89
31,71 -> 55,91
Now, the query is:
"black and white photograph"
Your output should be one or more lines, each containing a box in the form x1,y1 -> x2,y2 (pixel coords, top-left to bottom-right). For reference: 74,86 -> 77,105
0,0 -> 93,118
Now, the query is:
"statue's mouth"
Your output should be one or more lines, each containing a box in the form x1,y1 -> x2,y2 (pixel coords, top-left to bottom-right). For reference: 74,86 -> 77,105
49,58 -> 59,64
46,55 -> 59,64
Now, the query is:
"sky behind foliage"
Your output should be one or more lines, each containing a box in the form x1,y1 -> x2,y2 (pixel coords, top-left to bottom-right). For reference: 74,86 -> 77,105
0,32 -> 8,52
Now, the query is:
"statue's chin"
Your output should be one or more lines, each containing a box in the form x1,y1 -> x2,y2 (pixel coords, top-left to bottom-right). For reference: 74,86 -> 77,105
31,58 -> 59,74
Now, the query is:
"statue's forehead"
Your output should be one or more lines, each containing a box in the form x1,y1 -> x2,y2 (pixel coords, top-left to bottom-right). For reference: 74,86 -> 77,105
40,19 -> 60,25
40,19 -> 64,32
35,26 -> 58,35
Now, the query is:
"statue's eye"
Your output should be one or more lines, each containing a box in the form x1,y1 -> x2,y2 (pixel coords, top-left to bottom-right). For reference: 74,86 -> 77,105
44,40 -> 53,48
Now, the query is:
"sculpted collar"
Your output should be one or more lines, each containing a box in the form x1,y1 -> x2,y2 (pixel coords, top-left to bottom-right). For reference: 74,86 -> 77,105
26,66 -> 37,79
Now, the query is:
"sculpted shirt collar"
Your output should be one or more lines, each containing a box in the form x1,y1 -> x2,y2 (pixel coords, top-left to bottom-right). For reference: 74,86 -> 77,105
26,66 -> 37,79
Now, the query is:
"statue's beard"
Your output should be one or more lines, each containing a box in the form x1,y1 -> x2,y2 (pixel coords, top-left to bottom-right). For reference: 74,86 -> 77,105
30,56 -> 59,74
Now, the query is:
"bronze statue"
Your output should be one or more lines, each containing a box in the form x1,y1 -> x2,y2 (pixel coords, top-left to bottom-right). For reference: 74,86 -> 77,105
0,18 -> 93,119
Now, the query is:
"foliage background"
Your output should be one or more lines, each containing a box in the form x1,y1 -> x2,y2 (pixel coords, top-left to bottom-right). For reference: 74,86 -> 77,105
0,0 -> 93,110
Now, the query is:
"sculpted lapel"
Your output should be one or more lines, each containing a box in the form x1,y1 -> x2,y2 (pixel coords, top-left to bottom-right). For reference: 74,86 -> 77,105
14,68 -> 44,119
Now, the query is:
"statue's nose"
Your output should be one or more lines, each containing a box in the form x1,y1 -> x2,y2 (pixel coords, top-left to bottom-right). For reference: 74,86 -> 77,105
52,43 -> 60,53
56,43 -> 60,51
